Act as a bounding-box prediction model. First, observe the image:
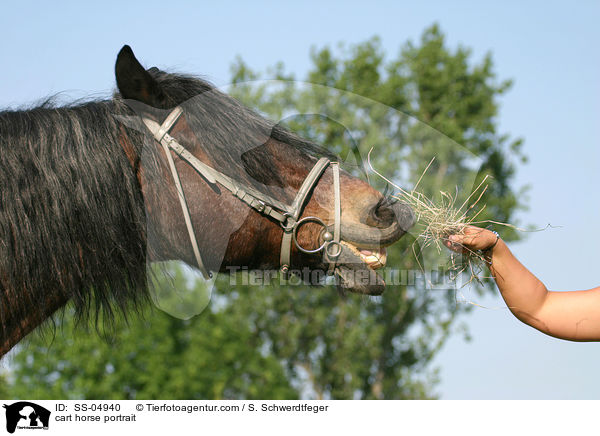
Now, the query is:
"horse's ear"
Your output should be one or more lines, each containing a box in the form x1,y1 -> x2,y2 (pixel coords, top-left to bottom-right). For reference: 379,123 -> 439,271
115,45 -> 165,107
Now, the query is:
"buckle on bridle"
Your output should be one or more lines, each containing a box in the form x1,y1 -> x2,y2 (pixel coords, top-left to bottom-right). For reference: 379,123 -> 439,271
280,213 -> 296,232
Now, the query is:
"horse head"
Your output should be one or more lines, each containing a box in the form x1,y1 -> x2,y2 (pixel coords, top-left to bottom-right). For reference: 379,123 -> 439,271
115,46 -> 414,295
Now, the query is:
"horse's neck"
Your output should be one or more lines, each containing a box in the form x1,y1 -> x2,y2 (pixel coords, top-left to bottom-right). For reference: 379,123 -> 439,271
0,288 -> 69,357
0,107 -> 85,357
0,102 -> 145,359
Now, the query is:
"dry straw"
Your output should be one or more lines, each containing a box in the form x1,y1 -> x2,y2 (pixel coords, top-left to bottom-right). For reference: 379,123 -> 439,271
367,149 -> 520,287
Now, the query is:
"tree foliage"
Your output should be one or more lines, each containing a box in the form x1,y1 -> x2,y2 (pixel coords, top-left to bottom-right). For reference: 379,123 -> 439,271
4,25 -> 525,399
7,269 -> 296,400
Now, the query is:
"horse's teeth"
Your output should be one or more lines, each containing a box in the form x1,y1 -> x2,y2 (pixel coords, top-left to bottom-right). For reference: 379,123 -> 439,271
359,251 -> 387,269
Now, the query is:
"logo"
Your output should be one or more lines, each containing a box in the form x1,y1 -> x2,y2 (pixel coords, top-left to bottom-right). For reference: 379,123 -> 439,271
3,402 -> 50,433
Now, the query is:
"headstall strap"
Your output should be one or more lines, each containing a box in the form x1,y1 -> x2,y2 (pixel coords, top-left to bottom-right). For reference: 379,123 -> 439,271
326,162 -> 341,274
143,106 -> 343,280
279,157 -> 330,274
143,107 -> 211,279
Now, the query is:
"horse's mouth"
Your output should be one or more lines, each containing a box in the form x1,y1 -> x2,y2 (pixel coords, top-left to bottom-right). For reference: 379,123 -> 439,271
329,201 -> 414,295
333,241 -> 391,296
342,241 -> 387,269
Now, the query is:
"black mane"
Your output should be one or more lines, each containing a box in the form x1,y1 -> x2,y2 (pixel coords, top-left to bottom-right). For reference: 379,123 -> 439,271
0,97 -> 147,333
0,69 -> 329,336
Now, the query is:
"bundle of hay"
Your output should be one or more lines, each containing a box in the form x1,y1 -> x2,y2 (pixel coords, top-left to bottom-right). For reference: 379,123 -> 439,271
367,150 -> 509,286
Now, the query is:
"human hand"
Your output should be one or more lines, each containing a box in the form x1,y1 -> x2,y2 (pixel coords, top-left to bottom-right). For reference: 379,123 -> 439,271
444,226 -> 500,253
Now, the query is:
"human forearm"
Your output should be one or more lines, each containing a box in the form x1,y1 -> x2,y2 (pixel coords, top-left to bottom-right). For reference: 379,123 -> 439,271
448,226 -> 600,341
492,243 -> 600,339
486,239 -> 549,327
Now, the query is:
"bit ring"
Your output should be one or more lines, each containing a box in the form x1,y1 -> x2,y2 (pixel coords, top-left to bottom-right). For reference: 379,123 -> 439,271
292,216 -> 328,254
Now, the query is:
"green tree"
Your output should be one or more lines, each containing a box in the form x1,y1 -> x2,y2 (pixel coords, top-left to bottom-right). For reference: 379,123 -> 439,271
0,373 -> 11,398
5,25 -> 525,399
7,268 -> 296,400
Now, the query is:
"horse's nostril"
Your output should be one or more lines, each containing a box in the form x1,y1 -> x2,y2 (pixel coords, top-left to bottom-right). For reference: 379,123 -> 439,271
365,200 -> 396,228
364,198 -> 415,232
375,205 -> 396,226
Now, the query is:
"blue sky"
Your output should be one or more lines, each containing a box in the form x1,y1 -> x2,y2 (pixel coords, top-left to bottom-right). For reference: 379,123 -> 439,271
1,1 -> 598,399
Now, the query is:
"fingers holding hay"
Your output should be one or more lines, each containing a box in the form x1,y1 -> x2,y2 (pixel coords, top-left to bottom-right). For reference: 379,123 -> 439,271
366,148 -> 517,287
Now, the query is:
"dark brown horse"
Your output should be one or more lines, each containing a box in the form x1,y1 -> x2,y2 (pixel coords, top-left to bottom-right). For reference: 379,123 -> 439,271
0,46 -> 414,357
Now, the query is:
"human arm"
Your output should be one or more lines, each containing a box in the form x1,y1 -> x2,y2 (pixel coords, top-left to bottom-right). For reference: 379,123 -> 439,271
447,226 -> 600,341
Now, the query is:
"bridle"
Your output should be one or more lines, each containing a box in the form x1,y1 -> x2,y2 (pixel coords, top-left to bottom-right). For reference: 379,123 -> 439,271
142,106 -> 342,280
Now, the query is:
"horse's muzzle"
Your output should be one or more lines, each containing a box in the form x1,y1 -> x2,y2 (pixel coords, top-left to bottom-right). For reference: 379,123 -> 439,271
337,201 -> 415,249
